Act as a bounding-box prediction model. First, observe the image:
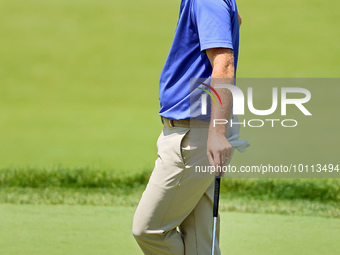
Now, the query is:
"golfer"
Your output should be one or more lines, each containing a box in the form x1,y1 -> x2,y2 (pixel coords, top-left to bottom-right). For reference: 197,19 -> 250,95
133,0 -> 243,254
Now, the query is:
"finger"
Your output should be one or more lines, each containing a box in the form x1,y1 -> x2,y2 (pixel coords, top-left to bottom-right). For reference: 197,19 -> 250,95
225,153 -> 230,164
224,147 -> 232,162
208,152 -> 220,177
226,146 -> 234,161
213,152 -> 222,167
207,151 -> 215,167
220,153 -> 225,166
223,150 -> 229,165
220,153 -> 226,177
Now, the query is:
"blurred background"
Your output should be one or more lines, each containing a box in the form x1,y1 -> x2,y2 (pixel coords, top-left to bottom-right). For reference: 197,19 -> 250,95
0,0 -> 339,170
0,0 -> 339,254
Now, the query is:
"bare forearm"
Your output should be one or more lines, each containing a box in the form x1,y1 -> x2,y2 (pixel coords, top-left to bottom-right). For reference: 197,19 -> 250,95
208,50 -> 235,136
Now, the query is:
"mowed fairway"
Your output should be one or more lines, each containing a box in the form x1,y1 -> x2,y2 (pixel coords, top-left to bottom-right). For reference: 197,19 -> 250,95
0,1 -> 339,255
0,204 -> 339,255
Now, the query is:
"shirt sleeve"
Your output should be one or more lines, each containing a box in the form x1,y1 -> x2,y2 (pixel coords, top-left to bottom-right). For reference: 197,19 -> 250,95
192,0 -> 234,51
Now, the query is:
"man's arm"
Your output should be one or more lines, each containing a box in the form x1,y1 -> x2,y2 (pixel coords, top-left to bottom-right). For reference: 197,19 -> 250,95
205,48 -> 235,176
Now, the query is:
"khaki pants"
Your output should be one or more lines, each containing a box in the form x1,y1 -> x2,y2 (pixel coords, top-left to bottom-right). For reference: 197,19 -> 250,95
132,119 -> 238,255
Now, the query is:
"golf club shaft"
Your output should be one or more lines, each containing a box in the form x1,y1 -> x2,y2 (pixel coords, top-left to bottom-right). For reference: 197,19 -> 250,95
212,217 -> 217,255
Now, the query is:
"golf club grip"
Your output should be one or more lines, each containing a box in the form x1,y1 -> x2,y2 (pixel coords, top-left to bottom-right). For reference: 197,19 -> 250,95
213,177 -> 221,217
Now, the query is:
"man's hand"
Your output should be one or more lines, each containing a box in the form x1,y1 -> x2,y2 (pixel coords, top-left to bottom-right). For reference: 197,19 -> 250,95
205,48 -> 235,177
207,132 -> 233,177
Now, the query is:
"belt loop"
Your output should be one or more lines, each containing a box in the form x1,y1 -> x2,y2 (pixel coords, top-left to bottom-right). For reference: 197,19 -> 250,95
161,117 -> 175,127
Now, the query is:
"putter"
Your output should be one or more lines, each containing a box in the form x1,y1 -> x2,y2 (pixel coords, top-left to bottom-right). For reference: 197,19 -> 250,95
212,173 -> 222,255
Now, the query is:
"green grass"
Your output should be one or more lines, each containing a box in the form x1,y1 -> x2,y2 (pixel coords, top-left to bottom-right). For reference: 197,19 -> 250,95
0,166 -> 340,202
237,0 -> 340,77
0,0 -> 339,170
1,167 -> 339,202
0,2 -> 339,254
0,204 -> 141,255
1,167 -> 339,217
1,187 -> 339,218
0,0 -> 167,170
1,204 -> 339,255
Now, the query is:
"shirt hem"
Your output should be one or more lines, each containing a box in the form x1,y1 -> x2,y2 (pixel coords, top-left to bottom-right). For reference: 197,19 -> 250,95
200,41 -> 234,52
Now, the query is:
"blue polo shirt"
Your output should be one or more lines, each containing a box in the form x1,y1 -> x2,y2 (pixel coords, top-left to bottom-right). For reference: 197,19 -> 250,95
159,0 -> 239,120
